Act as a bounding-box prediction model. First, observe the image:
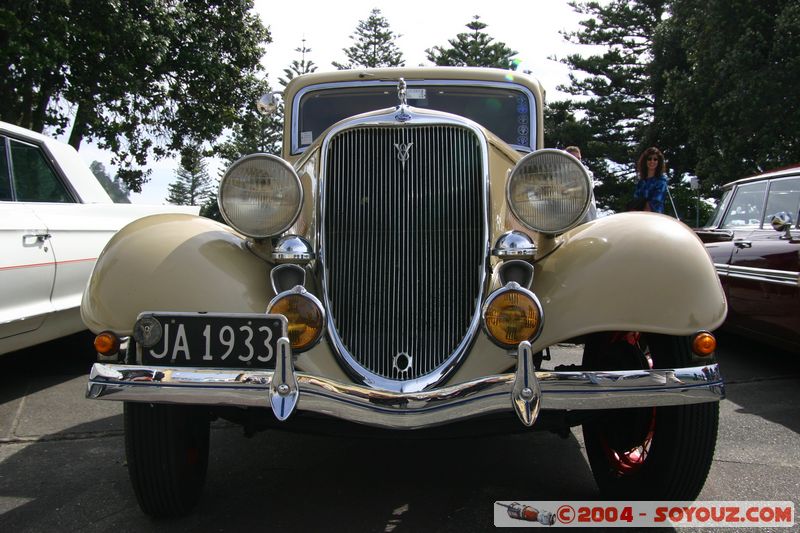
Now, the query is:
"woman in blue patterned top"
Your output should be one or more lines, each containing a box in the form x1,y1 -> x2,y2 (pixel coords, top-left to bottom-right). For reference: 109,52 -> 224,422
632,147 -> 669,213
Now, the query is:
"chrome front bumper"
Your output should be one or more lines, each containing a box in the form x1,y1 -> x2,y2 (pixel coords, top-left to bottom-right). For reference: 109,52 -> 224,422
86,339 -> 725,430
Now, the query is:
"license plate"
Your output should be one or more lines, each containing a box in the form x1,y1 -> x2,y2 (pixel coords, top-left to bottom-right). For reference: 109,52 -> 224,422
137,312 -> 287,369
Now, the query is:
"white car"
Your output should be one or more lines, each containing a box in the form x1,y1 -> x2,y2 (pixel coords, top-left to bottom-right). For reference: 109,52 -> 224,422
0,121 -> 199,355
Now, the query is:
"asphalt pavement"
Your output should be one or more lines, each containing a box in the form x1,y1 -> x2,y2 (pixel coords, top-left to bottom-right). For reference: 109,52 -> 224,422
0,331 -> 797,532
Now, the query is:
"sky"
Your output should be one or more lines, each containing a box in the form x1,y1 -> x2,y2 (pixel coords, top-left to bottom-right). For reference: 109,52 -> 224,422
78,0 -> 596,204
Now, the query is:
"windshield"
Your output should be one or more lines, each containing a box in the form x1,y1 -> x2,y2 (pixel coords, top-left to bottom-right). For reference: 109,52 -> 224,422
704,188 -> 732,227
293,82 -> 535,154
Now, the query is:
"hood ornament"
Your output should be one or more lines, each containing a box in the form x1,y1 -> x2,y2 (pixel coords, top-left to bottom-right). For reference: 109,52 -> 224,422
397,78 -> 408,106
395,78 -> 411,122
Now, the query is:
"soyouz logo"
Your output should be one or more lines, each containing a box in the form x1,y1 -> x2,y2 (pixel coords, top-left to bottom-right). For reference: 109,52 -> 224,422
494,501 -> 795,528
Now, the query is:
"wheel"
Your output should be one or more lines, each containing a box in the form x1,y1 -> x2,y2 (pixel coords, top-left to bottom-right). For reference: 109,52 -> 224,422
124,402 -> 210,518
582,332 -> 718,500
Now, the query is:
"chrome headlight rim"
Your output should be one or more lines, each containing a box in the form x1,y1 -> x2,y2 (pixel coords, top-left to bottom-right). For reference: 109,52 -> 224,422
481,282 -> 545,350
506,148 -> 592,235
218,153 -> 303,239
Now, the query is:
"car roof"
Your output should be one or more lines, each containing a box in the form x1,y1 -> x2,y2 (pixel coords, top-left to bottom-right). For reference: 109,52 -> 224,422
0,120 -> 112,203
723,163 -> 800,189
282,66 -> 545,102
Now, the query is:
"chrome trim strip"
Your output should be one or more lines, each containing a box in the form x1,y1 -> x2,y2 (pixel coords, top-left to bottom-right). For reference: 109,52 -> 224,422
318,108 -> 491,393
87,363 -> 724,430
291,79 -> 538,154
715,263 -> 800,287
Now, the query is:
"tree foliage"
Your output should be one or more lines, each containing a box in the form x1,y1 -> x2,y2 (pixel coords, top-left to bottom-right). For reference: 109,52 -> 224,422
279,40 -> 318,88
215,78 -> 282,165
166,145 -> 212,206
205,76 -> 283,223
333,9 -> 405,69
426,16 -> 519,69
206,42 -> 317,224
661,0 -> 800,187
0,0 -> 270,192
555,0 -> 800,217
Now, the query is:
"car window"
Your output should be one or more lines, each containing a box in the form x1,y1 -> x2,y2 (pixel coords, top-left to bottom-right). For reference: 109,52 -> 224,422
10,138 -> 73,202
295,83 -> 534,154
721,181 -> 767,228
705,188 -> 732,227
0,139 -> 10,200
764,177 -> 800,228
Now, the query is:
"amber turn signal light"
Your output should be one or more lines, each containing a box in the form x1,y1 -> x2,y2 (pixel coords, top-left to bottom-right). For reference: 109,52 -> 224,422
94,331 -> 121,356
692,331 -> 716,356
268,288 -> 324,352
482,284 -> 543,348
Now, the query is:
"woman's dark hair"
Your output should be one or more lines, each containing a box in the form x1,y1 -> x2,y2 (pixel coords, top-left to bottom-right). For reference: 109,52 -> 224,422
637,147 -> 666,178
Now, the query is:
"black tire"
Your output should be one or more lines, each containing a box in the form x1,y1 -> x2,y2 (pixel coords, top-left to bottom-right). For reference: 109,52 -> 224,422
124,402 -> 210,518
582,332 -> 718,500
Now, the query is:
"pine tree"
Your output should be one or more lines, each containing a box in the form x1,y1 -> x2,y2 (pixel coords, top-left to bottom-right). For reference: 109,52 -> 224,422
333,9 -> 405,69
552,0 -> 678,213
279,39 -> 318,88
208,76 -> 284,223
215,77 -> 282,164
166,146 -> 212,206
426,16 -> 518,69
199,187 -> 222,222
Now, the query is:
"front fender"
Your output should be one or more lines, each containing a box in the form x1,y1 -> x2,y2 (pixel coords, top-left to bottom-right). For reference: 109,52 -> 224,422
532,213 -> 727,347
81,214 -> 271,335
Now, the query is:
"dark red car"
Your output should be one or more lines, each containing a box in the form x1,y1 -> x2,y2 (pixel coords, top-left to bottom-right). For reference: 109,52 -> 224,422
696,165 -> 800,351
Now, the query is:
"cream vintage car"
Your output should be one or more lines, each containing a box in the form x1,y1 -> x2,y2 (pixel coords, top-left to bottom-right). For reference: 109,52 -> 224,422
0,121 -> 198,356
83,68 -> 727,517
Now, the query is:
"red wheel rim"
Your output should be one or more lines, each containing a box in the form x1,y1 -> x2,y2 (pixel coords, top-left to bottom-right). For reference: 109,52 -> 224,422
598,407 -> 656,476
595,331 -> 655,477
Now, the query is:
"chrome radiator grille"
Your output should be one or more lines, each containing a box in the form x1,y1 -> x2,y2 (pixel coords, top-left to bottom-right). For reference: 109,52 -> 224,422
323,125 -> 485,383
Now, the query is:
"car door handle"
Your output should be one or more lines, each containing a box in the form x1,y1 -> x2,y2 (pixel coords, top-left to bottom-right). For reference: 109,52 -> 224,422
734,240 -> 752,249
23,233 -> 51,244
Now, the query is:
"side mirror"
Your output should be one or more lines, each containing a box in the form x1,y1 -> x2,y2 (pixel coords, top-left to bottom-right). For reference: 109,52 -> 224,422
257,92 -> 282,115
770,211 -> 794,239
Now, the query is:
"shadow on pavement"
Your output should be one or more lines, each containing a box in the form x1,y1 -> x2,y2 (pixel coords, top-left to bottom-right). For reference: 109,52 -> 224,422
714,331 -> 800,435
0,415 -> 597,532
0,331 -> 97,405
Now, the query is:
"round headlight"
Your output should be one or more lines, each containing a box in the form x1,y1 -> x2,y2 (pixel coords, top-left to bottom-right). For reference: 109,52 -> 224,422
507,149 -> 591,234
219,154 -> 302,238
267,287 -> 324,352
482,283 -> 543,348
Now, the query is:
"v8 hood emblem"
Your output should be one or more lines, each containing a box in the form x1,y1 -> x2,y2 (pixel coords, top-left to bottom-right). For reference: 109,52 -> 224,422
394,142 -> 413,168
